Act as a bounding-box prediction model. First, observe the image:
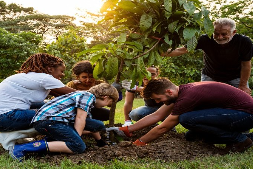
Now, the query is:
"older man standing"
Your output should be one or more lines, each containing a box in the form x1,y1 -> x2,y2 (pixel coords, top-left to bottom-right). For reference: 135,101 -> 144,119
162,18 -> 253,95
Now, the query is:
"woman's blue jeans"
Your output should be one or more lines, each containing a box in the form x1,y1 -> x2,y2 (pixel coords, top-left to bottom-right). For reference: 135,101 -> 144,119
34,118 -> 105,153
0,102 -> 45,131
179,108 -> 253,144
0,109 -> 36,131
129,106 -> 160,121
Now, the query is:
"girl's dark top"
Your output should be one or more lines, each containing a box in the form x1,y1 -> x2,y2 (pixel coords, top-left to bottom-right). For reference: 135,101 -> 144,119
196,34 -> 253,82
171,81 -> 253,115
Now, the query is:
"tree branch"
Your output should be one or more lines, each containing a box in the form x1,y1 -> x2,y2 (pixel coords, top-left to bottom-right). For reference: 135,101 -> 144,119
131,39 -> 161,60
239,20 -> 252,29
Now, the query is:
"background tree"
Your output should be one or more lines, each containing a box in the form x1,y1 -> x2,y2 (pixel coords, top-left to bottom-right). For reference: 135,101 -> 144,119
0,1 -> 76,41
74,11 -> 122,47
45,28 -> 88,83
159,51 -> 203,84
0,28 -> 41,80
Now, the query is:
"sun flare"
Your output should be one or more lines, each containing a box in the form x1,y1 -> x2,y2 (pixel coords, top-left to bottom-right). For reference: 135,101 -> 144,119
4,0 -> 105,16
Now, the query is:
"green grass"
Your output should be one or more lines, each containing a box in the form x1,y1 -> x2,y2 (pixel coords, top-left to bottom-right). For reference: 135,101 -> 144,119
1,98 -> 252,168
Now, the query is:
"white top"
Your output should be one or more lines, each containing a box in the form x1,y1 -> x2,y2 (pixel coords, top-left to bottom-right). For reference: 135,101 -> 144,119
0,72 -> 65,115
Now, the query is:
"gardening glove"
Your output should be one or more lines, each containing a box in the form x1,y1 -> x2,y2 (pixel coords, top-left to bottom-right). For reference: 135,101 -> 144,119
122,120 -> 133,127
133,139 -> 147,146
106,126 -> 132,137
121,79 -> 132,90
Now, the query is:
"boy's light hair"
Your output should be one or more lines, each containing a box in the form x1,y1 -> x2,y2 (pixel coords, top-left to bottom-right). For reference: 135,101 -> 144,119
88,83 -> 119,102
213,18 -> 236,33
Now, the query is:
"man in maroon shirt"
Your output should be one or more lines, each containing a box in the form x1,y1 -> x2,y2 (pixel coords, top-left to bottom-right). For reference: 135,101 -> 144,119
107,78 -> 253,153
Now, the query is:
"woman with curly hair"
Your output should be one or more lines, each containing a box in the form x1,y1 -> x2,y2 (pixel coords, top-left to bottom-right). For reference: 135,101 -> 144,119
0,53 -> 75,150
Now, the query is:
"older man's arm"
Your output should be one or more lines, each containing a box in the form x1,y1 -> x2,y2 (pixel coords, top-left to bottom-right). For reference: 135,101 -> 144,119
161,47 -> 188,57
239,60 -> 252,95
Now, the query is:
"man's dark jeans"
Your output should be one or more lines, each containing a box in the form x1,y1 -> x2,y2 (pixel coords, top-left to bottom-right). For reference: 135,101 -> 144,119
179,108 -> 253,144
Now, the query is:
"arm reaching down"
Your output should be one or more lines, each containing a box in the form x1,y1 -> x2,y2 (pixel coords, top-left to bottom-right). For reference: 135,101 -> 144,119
107,104 -> 174,137
75,108 -> 87,136
239,60 -> 252,95
133,114 -> 179,145
128,104 -> 174,132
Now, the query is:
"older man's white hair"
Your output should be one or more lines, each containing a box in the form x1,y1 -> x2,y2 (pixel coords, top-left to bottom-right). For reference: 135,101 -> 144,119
213,18 -> 236,32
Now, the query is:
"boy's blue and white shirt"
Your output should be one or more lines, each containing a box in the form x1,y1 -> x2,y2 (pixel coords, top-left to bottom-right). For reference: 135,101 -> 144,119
32,91 -> 96,124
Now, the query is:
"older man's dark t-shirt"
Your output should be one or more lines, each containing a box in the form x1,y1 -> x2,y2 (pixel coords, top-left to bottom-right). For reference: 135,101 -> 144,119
196,34 -> 253,82
171,81 -> 253,115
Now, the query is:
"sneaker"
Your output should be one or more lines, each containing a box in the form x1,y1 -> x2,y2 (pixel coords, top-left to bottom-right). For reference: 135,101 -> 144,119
122,120 -> 133,127
229,138 -> 253,153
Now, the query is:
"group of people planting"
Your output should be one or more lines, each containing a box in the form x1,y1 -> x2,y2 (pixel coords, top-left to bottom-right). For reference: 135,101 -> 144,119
0,18 -> 252,162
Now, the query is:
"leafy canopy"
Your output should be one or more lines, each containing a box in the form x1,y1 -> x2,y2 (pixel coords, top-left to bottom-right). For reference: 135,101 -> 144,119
79,0 -> 213,85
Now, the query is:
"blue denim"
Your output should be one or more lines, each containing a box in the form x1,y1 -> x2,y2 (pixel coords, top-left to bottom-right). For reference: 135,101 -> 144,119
201,73 -> 249,88
129,106 -> 160,121
0,102 -> 45,132
84,118 -> 106,132
33,118 -> 105,153
179,108 -> 253,144
0,109 -> 36,131
34,120 -> 85,153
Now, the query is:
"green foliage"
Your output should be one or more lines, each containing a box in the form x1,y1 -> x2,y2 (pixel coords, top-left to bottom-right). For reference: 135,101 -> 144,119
0,28 -> 41,79
45,28 -> 88,83
101,0 -> 213,51
80,0 -> 213,85
159,50 -> 203,85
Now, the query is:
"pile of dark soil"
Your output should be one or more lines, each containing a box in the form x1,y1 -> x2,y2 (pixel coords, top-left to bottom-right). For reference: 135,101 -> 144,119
5,124 -> 228,165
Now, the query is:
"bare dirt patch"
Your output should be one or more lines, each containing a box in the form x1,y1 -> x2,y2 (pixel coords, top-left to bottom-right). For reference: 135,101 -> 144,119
1,124 -> 228,165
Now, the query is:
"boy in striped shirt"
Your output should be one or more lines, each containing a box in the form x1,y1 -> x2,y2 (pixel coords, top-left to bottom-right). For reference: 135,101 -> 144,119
10,83 -> 118,161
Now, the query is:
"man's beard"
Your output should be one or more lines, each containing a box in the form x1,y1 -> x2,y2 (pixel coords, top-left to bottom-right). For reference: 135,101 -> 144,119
163,95 -> 177,105
214,35 -> 234,45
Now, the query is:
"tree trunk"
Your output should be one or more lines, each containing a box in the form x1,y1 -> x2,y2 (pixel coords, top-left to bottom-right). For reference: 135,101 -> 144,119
108,102 -> 117,143
108,58 -> 124,143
